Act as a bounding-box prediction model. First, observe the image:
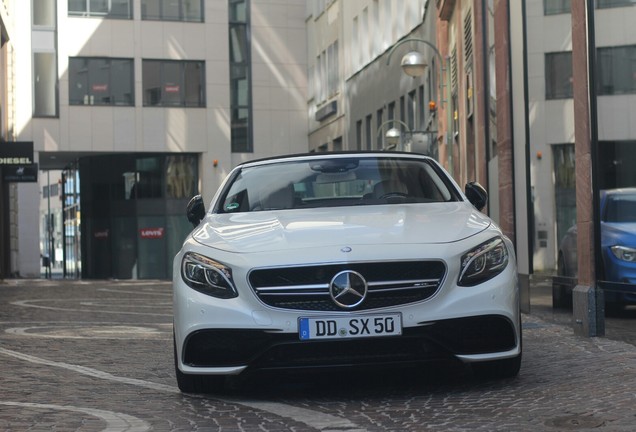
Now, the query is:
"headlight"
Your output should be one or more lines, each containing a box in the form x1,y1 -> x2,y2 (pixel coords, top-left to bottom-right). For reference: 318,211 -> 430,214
181,252 -> 238,299
610,245 -> 636,262
458,237 -> 509,286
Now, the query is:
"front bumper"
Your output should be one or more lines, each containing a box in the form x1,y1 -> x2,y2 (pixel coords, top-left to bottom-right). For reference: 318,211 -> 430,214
180,314 -> 518,373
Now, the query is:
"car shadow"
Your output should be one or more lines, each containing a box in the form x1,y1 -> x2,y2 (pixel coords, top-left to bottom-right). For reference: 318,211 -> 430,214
191,360 -> 521,400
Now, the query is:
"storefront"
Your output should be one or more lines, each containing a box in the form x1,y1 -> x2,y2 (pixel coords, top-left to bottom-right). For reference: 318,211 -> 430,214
63,153 -> 198,280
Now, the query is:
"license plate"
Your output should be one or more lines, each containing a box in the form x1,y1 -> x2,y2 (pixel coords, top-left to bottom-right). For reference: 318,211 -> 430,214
298,313 -> 402,340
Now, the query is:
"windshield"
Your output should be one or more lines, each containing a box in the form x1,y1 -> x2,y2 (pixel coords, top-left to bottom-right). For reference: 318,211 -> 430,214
217,156 -> 460,213
603,193 -> 636,223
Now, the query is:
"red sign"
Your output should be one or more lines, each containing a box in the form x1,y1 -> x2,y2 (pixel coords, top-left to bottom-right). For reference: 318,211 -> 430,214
94,230 -> 109,239
140,227 -> 165,239
164,84 -> 180,93
92,84 -> 108,92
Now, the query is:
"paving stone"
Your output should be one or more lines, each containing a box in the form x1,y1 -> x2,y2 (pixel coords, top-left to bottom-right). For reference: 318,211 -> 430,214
1,279 -> 635,431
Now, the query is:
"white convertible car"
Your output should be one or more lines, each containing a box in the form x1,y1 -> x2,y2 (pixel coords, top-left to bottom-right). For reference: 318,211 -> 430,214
172,152 -> 521,392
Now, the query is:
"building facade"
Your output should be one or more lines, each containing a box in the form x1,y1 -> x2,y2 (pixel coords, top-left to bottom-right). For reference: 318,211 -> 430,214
7,0 -> 307,279
306,0 -> 439,156
304,0 -> 532,307
527,0 -> 636,277
0,0 -> 16,280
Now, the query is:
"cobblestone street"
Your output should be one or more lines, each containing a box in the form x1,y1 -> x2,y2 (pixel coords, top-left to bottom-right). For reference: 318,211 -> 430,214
1,278 -> 636,431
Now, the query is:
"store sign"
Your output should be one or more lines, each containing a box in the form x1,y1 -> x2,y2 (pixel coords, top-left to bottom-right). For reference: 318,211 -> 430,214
140,227 -> 165,239
164,85 -> 180,93
92,84 -> 108,92
1,164 -> 38,182
0,141 -> 34,165
94,230 -> 109,239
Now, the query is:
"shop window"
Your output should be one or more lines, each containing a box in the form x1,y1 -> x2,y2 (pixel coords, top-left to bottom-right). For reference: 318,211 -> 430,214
545,52 -> 573,99
166,156 -> 197,199
597,45 -> 636,96
68,0 -> 133,19
141,0 -> 203,22
69,57 -> 134,106
553,144 -> 576,258
142,60 -> 206,107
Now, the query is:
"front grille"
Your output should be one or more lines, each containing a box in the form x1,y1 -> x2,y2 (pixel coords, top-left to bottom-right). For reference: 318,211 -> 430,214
248,261 -> 446,311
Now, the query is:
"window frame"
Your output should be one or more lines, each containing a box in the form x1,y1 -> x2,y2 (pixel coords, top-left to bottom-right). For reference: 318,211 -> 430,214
543,0 -> 571,15
142,59 -> 206,108
140,0 -> 204,22
68,0 -> 133,19
545,51 -> 573,100
68,57 -> 135,106
597,45 -> 636,96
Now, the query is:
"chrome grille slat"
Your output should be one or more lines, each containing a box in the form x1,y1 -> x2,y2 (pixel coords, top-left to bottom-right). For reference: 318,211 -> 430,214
367,278 -> 440,287
248,260 -> 446,312
369,285 -> 439,293
256,284 -> 329,292
258,292 -> 330,296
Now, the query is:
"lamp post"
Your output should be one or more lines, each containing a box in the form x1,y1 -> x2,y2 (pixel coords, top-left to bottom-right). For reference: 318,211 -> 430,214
385,38 -> 446,107
376,119 -> 411,151
385,37 -> 447,166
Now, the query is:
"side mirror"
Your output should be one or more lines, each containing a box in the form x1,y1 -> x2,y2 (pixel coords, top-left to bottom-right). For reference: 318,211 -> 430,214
186,195 -> 206,228
465,182 -> 488,211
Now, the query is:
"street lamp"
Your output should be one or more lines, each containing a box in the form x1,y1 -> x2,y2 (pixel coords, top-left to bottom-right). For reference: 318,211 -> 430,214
385,37 -> 446,163
376,119 -> 411,151
386,38 -> 446,107
400,51 -> 427,77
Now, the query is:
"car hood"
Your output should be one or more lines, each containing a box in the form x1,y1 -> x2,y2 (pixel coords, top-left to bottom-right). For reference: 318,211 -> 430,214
191,203 -> 492,253
602,222 -> 636,245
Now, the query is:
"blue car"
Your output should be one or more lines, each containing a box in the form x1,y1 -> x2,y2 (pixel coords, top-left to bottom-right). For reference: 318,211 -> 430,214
555,188 -> 636,309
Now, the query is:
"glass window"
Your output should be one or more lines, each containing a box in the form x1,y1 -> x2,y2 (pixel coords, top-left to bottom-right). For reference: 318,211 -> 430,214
597,45 -> 636,96
229,0 -> 252,152
141,0 -> 204,22
376,108 -> 383,149
142,60 -> 206,107
33,0 -> 56,26
68,0 -> 132,19
218,157 -> 459,214
69,57 -> 134,106
166,155 -> 197,199
597,0 -> 636,8
34,52 -> 58,117
544,0 -> 571,15
545,52 -> 573,99
407,90 -> 416,131
365,115 -> 372,150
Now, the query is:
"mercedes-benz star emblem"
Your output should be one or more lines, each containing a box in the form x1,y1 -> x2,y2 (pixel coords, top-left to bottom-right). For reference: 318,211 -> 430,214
329,270 -> 368,309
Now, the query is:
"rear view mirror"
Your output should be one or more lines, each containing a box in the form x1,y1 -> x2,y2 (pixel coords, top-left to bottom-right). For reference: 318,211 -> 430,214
186,195 -> 206,228
465,182 -> 488,211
